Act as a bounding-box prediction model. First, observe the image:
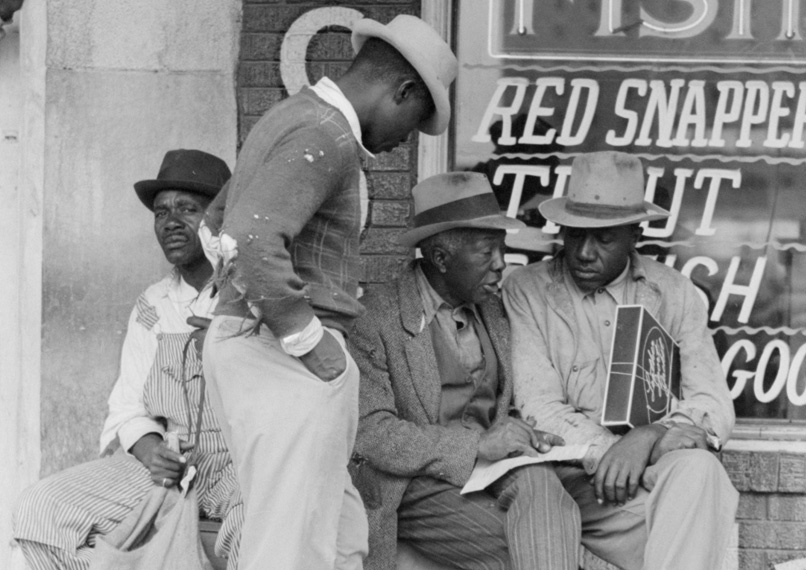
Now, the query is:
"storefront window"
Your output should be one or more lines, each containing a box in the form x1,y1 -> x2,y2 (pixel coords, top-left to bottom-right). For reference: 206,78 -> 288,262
453,0 -> 806,422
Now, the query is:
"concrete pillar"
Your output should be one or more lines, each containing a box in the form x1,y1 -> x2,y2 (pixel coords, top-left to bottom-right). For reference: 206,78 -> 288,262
0,2 -> 44,567
38,0 -> 241,475
0,0 -> 241,566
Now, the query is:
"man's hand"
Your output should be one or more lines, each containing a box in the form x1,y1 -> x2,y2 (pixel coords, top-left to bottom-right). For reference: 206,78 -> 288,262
477,417 -> 565,462
593,424 -> 666,506
298,330 -> 347,382
130,433 -> 189,488
649,423 -> 709,465
187,316 -> 212,359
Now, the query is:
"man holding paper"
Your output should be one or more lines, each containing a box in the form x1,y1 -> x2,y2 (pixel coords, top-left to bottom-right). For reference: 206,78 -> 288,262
348,172 -> 582,570
504,151 -> 738,570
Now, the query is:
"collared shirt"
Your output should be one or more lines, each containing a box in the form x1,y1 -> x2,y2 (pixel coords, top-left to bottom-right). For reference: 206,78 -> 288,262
414,263 -> 485,375
99,269 -> 217,455
413,263 -> 499,430
565,260 -> 634,364
311,77 -> 375,160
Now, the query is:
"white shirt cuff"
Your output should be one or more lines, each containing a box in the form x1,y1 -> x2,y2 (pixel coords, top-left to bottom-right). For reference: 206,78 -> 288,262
118,418 -> 167,454
280,316 -> 325,357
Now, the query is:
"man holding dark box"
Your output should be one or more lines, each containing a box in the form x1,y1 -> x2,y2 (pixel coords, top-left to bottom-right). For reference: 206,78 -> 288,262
503,151 -> 738,570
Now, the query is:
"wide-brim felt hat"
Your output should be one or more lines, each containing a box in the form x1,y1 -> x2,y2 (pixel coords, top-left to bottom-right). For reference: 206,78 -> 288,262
351,15 -> 457,136
539,151 -> 670,228
397,172 -> 525,248
134,149 -> 231,211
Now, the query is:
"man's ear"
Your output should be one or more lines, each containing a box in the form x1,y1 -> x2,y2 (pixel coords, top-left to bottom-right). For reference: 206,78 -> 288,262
427,245 -> 451,274
393,79 -> 417,105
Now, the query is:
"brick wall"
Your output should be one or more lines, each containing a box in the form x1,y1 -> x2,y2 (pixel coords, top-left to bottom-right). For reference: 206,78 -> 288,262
238,0 -> 422,290
723,447 -> 806,569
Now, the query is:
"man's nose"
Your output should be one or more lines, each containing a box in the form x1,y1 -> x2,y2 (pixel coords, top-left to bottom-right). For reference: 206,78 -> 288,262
577,236 -> 596,260
164,210 -> 183,228
491,246 -> 506,272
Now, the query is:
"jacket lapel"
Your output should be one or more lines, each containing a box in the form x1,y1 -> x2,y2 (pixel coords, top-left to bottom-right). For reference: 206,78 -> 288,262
479,297 -> 513,415
398,266 -> 442,424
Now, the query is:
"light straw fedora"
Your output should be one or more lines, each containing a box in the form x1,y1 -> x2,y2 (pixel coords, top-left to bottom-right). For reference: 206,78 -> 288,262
539,151 -> 669,228
351,15 -> 457,136
397,172 -> 525,248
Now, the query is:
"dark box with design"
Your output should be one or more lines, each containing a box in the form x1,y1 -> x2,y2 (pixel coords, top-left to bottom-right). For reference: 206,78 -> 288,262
602,305 -> 680,434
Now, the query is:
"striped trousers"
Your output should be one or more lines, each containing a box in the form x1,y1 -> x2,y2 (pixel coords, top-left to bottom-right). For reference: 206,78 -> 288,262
12,453 -> 242,570
397,463 -> 581,570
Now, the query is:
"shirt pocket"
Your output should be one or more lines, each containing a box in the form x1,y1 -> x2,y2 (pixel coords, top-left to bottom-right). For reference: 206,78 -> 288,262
567,357 -> 602,416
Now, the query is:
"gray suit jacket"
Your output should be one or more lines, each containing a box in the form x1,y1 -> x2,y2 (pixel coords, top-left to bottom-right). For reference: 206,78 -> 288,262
348,262 -> 514,570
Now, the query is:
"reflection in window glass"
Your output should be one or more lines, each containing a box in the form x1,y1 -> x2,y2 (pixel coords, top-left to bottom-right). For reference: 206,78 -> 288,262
454,0 -> 806,421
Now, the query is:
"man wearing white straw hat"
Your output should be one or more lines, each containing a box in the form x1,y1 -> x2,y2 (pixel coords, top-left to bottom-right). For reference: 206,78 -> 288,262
503,151 -> 738,570
202,14 -> 457,570
349,172 -> 582,570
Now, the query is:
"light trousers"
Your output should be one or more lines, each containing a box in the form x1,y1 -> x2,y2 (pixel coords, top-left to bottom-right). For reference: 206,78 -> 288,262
557,448 -> 739,570
204,316 -> 368,570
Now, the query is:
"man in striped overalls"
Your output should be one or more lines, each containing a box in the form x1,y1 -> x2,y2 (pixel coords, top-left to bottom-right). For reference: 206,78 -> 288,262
13,149 -> 242,570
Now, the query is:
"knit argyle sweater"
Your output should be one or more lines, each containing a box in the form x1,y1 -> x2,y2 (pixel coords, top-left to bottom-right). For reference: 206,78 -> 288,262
216,87 -> 365,336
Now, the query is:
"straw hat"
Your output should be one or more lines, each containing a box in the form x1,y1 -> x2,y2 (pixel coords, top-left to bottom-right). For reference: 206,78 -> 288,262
397,172 -> 524,248
539,151 -> 669,228
352,15 -> 457,136
134,149 -> 231,211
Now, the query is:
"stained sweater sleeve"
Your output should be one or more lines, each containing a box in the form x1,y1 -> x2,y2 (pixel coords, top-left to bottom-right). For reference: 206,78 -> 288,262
222,125 -> 348,338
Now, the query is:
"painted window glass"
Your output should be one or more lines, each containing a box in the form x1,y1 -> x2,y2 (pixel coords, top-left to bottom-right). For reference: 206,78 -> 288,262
453,0 -> 806,421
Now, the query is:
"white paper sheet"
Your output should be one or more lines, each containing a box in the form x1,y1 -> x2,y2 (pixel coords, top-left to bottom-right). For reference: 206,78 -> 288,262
460,444 -> 590,495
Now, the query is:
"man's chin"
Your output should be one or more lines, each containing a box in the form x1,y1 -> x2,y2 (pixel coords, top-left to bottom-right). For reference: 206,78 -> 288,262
162,249 -> 192,266
570,271 -> 602,292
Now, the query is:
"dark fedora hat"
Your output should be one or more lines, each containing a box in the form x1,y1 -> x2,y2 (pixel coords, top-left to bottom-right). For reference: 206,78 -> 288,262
397,172 -> 525,248
134,149 -> 231,211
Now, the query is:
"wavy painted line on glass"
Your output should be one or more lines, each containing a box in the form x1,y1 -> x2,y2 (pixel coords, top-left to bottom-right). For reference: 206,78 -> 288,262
464,63 -> 806,74
712,325 -> 806,336
489,152 -> 806,166
769,243 -> 806,252
638,240 -> 695,248
635,241 -> 806,252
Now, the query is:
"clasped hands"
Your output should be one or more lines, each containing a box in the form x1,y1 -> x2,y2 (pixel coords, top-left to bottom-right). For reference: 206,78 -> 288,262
591,422 -> 711,506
